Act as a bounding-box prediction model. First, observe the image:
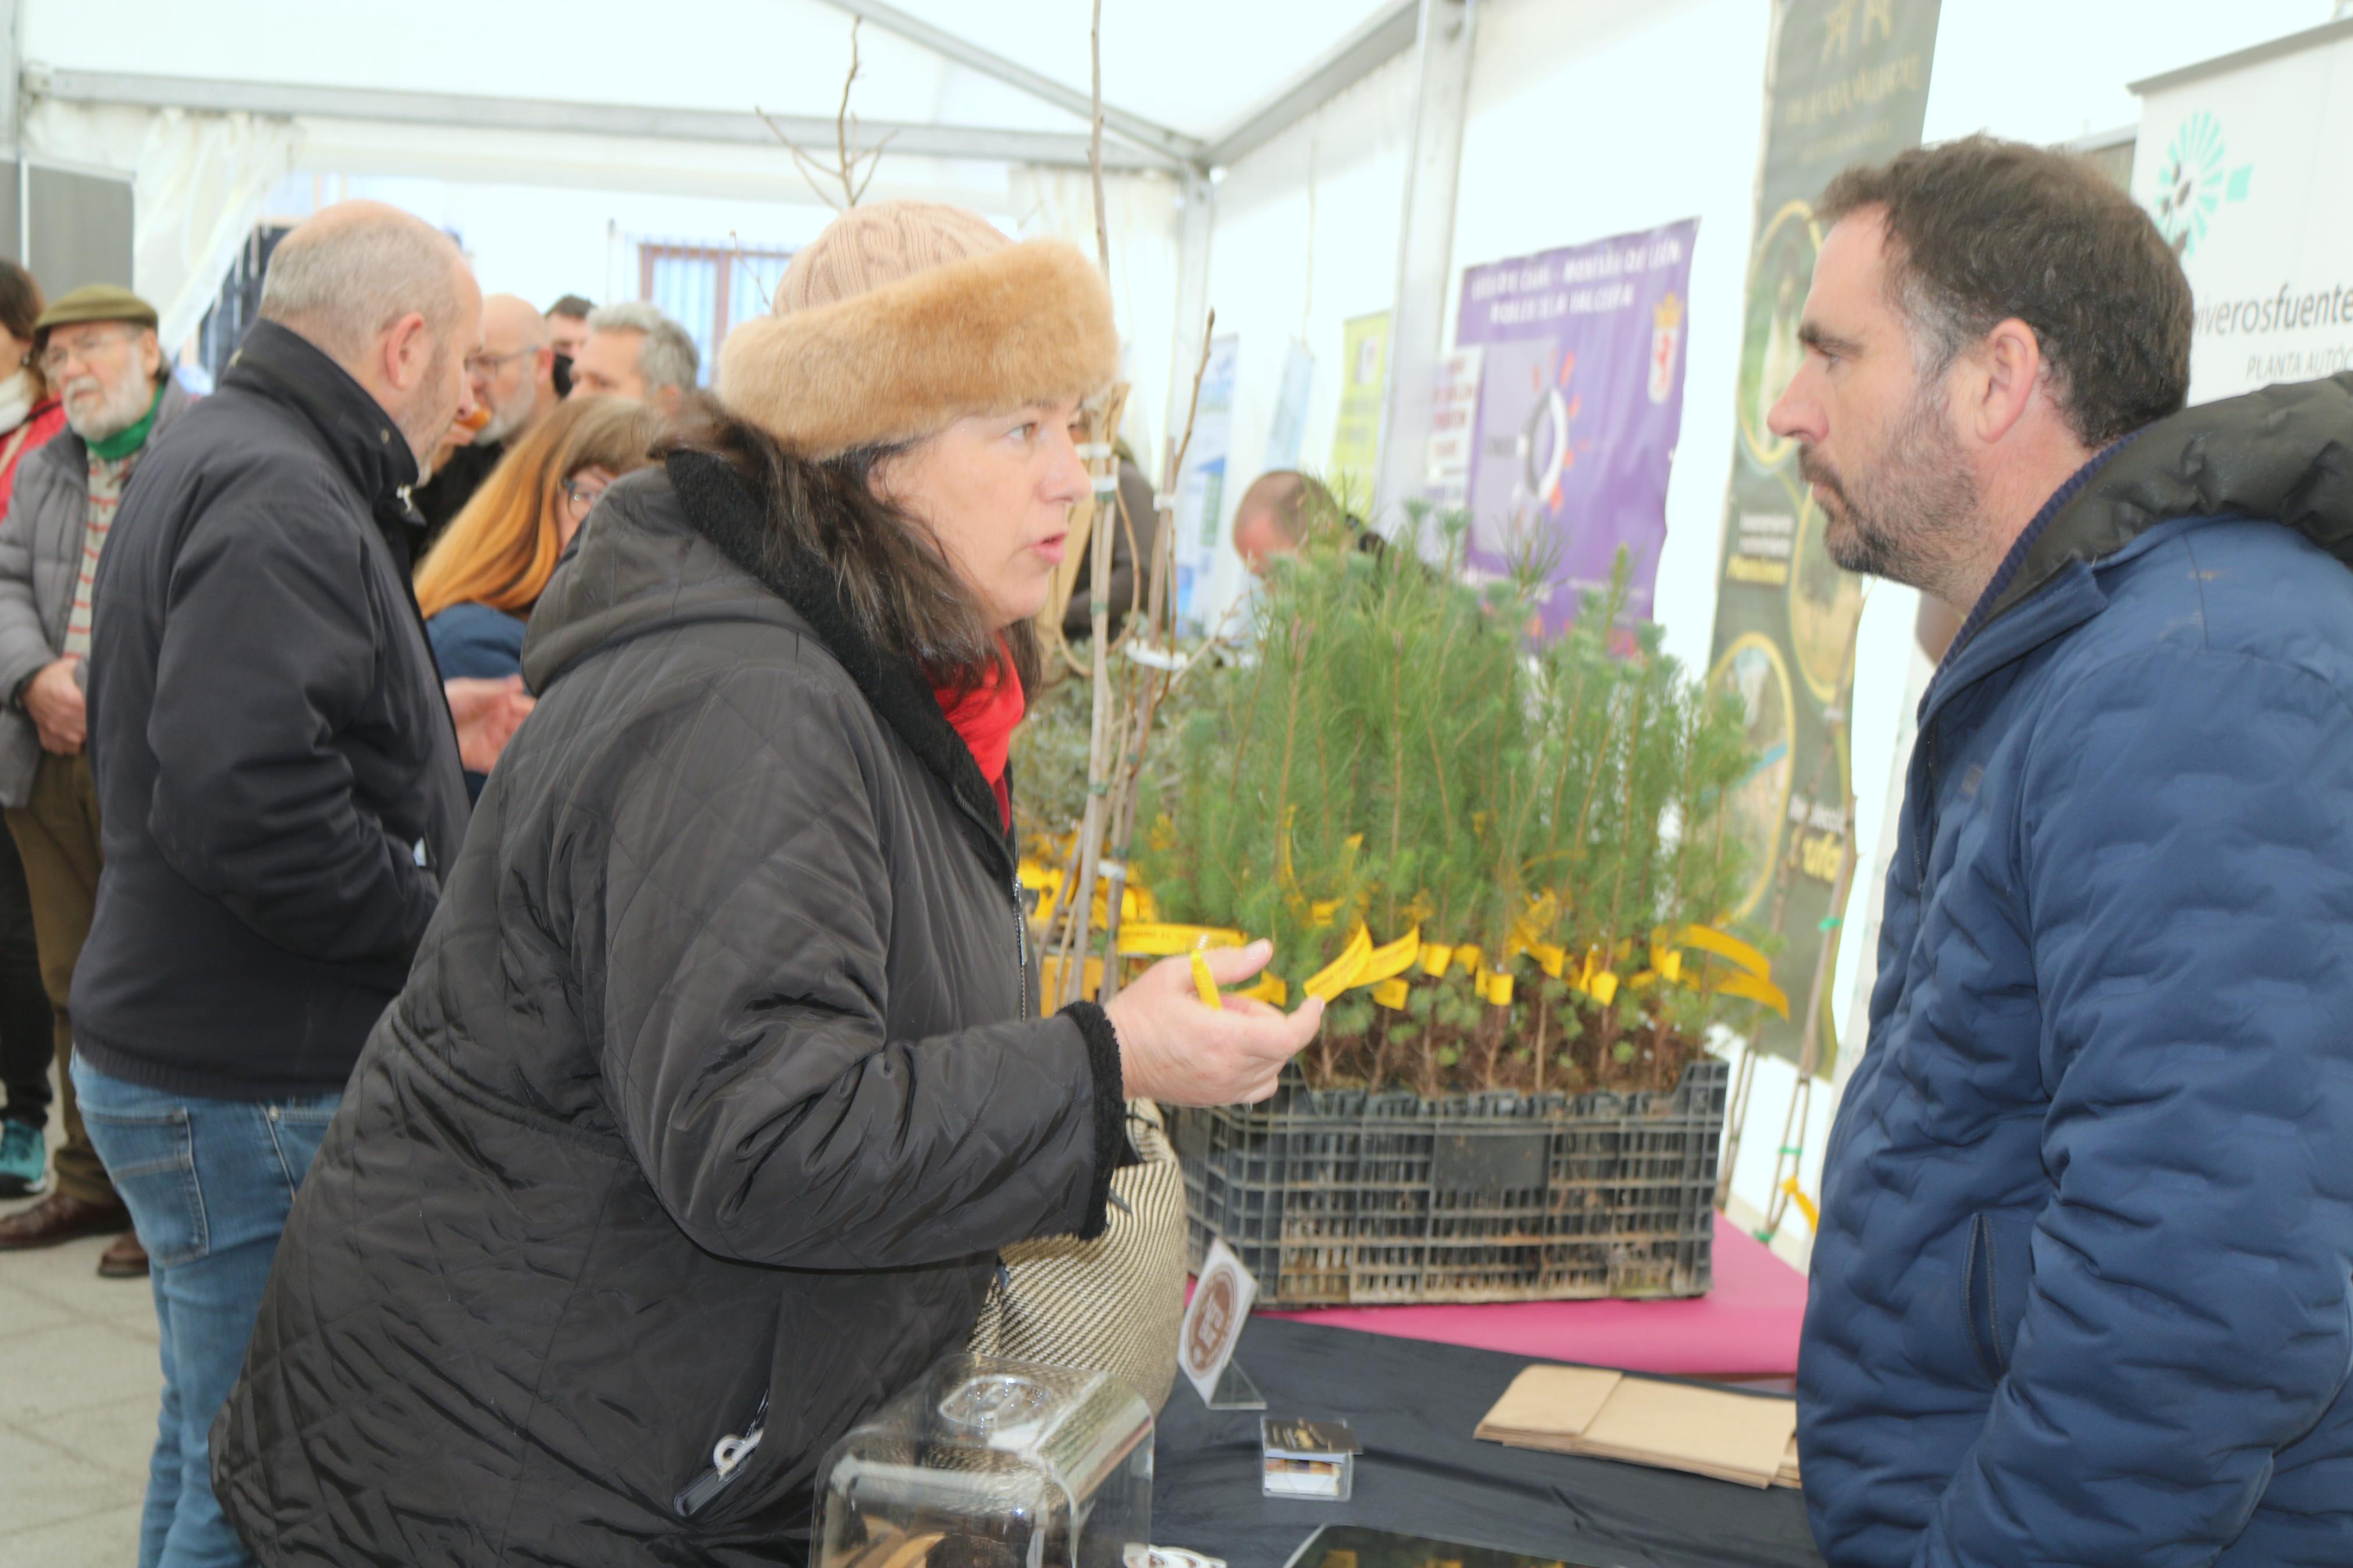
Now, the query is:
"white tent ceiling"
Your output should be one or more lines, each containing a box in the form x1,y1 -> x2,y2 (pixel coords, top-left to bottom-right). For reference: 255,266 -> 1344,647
19,0 -> 1415,175
13,0 -> 1421,375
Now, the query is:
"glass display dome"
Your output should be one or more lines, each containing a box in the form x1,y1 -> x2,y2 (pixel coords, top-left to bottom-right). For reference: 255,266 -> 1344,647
818,1356 -> 1154,1568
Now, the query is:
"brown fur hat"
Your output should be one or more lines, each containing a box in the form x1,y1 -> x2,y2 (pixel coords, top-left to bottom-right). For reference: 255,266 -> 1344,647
716,200 -> 1119,460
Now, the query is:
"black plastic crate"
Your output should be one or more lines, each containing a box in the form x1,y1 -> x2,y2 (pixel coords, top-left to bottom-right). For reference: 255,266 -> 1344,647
1169,1058 -> 1727,1306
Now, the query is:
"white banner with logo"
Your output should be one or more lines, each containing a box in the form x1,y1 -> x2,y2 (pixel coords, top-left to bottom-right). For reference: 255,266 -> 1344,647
2132,20 -> 2353,403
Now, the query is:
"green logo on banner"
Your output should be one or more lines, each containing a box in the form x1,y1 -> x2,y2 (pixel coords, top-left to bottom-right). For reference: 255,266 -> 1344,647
2152,112 -> 2253,258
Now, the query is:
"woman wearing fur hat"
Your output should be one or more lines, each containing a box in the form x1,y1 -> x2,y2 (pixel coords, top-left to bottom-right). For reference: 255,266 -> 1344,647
212,201 -> 1321,1567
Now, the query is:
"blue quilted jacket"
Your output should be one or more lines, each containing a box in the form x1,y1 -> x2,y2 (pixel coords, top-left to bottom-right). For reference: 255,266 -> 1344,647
1800,374 -> 2353,1567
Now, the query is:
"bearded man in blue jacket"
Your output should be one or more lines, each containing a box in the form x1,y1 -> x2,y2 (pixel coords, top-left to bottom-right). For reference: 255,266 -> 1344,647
1784,136 -> 2353,1566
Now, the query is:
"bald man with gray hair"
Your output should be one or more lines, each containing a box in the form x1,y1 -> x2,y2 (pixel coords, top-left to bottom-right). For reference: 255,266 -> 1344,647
69,199 -> 533,1565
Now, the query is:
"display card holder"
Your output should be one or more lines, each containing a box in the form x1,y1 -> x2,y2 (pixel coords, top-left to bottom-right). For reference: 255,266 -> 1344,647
1179,1238 -> 1262,1409
1206,1358 -> 1266,1411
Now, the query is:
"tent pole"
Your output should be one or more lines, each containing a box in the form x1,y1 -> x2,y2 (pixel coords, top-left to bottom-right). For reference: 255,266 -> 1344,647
1370,0 -> 1477,527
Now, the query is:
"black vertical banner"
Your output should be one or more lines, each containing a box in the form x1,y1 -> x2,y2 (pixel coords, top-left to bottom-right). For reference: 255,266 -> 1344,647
1706,0 -> 1942,1068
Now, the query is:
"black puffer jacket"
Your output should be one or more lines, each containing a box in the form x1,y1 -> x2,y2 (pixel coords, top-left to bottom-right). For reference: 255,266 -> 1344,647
212,452 -> 1127,1566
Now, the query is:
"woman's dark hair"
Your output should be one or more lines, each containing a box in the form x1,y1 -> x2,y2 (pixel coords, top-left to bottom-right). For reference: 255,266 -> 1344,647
1819,134 -> 2192,447
666,406 -> 1039,698
0,261 -> 45,397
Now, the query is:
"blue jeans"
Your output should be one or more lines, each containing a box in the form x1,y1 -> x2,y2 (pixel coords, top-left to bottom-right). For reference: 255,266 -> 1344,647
72,1056 -> 339,1568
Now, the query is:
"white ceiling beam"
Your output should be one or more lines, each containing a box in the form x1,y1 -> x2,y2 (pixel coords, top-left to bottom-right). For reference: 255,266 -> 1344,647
24,67 -> 1180,174
1198,0 -> 1418,172
807,0 -> 1204,166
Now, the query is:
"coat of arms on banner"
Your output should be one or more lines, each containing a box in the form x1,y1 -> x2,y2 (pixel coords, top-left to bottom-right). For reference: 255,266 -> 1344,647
1649,293 -> 1685,406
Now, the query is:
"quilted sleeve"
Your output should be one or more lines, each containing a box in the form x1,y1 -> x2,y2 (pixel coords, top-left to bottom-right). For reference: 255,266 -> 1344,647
576,663 -> 1122,1271
0,465 -> 57,704
1917,645 -> 2353,1566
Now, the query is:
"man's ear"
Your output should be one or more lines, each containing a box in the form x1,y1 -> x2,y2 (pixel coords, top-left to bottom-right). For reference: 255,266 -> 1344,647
1971,318 -> 2042,447
382,310 -> 431,391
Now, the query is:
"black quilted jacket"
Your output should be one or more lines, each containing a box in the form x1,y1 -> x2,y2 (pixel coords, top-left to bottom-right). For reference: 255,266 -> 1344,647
211,451 -> 1126,1566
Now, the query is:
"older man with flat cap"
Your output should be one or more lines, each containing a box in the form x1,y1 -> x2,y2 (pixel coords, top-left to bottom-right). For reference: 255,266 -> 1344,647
0,283 -> 189,1278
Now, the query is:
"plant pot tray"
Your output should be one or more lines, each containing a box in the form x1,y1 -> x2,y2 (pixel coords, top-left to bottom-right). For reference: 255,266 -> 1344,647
1169,1058 -> 1726,1307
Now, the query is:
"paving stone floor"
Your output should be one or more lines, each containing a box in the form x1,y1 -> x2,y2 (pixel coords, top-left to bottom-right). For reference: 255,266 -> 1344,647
0,1094 -> 160,1568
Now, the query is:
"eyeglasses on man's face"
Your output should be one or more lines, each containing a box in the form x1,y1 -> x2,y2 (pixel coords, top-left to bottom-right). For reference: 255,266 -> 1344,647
38,326 -> 140,378
466,346 -> 541,379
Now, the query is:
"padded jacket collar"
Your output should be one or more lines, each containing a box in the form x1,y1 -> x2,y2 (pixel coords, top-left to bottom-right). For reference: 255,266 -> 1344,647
1926,371 -> 2353,726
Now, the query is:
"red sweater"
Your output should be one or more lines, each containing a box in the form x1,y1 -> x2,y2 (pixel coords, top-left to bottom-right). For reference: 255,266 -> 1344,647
931,650 -> 1025,830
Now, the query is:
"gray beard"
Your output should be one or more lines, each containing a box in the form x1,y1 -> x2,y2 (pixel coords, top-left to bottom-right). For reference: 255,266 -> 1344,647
64,374 -> 157,443
478,392 -> 530,446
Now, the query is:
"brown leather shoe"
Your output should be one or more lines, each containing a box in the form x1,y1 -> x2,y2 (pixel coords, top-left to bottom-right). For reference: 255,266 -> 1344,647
0,1190 -> 133,1249
97,1229 -> 150,1278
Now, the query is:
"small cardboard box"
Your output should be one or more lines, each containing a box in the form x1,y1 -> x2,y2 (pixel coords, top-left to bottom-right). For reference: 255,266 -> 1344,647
1261,1418 -> 1362,1501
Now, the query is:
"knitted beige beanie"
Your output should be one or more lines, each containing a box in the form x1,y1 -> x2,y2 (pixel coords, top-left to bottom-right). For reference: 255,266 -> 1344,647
718,200 -> 1119,460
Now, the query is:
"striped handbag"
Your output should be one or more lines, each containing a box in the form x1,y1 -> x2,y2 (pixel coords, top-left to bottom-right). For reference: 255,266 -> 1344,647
967,1098 -> 1188,1413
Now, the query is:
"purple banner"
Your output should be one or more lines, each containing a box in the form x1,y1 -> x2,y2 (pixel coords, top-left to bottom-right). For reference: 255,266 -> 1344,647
1456,219 -> 1697,630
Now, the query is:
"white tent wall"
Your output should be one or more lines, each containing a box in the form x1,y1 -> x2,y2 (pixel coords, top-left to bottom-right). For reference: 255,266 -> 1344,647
258,173 -> 839,330
22,99 -> 299,349
1192,49 -> 1421,625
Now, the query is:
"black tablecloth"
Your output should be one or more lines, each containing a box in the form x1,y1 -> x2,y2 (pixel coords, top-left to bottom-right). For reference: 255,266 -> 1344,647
1152,1317 -> 1826,1568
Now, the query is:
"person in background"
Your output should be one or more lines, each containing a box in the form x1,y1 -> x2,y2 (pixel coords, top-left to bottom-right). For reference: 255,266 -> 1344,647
0,261 -> 66,1207
70,201 -> 530,1567
1786,136 -> 2353,1566
545,291 -> 592,368
418,393 -> 661,795
1059,447 -> 1159,644
0,285 -> 191,1279
1230,468 -> 1374,577
569,300 -> 698,414
412,293 -> 561,551
0,262 -> 65,511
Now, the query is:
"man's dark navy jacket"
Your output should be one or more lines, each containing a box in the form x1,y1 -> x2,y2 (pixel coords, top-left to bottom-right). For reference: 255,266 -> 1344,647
77,321 -> 469,1099
1802,374 -> 2353,1565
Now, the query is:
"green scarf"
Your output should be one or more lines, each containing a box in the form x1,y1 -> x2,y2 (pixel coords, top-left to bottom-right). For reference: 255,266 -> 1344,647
86,382 -> 166,463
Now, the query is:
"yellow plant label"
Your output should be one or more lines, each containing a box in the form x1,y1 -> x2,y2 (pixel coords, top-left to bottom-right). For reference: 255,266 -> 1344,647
1235,974 -> 1289,1007
1190,951 -> 1222,1010
1678,924 -> 1771,978
1716,969 -> 1791,1018
1357,926 -> 1422,987
1372,977 -> 1410,1009
1304,923 -> 1375,1001
1121,922 -> 1245,957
